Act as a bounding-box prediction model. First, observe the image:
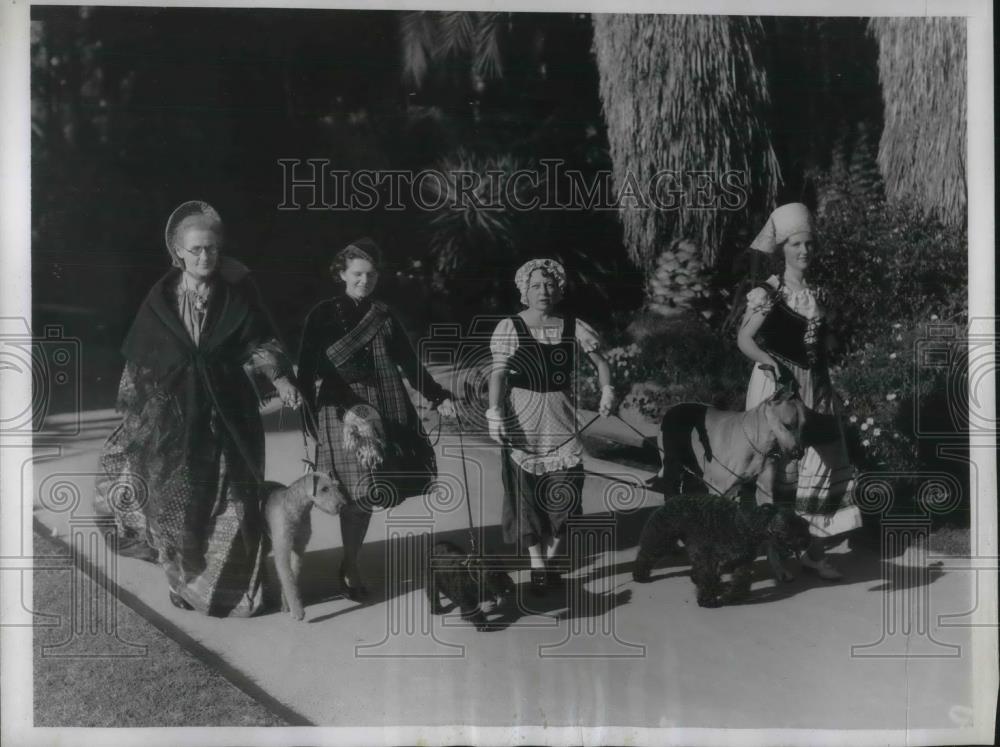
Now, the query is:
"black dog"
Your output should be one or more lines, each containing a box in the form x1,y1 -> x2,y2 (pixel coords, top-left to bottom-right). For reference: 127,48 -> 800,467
426,540 -> 515,631
632,495 -> 813,607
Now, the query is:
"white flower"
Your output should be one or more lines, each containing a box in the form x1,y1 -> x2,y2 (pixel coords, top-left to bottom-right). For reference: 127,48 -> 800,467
842,399 -> 850,406
849,415 -> 858,424
866,417 -> 874,425
892,323 -> 902,329
930,314 -> 939,321
862,439 -> 870,447
889,353 -> 897,360
895,335 -> 903,342
861,423 -> 869,431
873,428 -> 882,436
886,393 -> 897,402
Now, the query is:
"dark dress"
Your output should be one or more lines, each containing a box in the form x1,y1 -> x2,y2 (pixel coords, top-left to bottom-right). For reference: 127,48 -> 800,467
297,293 -> 451,508
495,315 -> 586,549
94,263 -> 293,617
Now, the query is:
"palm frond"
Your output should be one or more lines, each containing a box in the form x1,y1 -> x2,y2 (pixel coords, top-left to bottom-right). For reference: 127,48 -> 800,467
436,11 -> 478,59
400,11 -> 435,88
473,12 -> 504,81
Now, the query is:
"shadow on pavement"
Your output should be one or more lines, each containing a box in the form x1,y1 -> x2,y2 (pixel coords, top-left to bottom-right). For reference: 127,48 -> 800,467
261,500 -> 937,620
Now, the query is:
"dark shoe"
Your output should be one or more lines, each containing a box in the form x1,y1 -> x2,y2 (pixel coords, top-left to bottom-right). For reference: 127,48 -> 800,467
169,591 -> 193,611
529,569 -> 548,596
340,564 -> 370,602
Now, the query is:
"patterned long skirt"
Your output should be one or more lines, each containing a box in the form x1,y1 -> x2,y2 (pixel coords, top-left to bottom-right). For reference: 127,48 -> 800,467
746,361 -> 862,538
96,402 -> 266,617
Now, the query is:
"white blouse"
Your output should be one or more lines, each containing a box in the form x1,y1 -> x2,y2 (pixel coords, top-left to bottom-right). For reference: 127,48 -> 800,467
745,275 -> 824,320
490,316 -> 602,361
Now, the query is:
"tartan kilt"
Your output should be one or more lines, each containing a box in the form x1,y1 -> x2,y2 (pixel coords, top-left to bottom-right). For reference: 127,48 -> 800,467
315,380 -> 429,509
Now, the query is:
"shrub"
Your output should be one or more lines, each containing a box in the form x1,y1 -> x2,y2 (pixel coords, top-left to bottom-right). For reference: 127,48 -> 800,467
809,195 -> 967,356
832,306 -> 969,522
578,312 -> 750,418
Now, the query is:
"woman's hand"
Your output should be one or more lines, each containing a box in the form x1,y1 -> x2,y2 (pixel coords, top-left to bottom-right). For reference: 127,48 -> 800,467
436,398 -> 456,418
274,377 -> 302,409
599,385 -> 617,417
486,407 -> 506,445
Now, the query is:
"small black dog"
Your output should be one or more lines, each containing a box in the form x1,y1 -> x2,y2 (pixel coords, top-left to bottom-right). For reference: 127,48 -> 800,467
632,495 -> 813,607
426,540 -> 515,631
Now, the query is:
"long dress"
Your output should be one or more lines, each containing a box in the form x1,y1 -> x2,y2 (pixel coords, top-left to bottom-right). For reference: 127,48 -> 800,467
297,293 -> 452,509
744,275 -> 862,538
490,315 -> 602,549
94,262 -> 293,617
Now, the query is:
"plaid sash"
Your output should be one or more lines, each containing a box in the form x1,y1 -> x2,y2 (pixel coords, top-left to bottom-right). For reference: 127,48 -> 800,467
324,300 -> 412,427
323,300 -> 436,506
324,301 -> 390,369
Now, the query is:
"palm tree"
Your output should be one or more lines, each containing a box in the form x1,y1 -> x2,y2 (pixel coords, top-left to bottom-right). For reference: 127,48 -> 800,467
869,17 -> 966,227
590,15 -> 781,269
399,12 -> 782,272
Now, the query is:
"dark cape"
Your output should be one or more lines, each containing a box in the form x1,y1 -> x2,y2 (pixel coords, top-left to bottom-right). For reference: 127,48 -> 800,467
95,262 -> 290,617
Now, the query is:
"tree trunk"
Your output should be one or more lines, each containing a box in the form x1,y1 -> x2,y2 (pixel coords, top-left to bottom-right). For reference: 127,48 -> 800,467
590,14 -> 781,271
869,18 -> 966,227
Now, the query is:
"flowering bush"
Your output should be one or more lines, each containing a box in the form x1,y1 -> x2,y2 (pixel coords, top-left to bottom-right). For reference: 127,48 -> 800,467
832,309 -> 969,521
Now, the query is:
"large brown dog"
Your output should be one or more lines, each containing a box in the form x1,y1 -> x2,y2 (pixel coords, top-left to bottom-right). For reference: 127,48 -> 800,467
647,376 -> 807,499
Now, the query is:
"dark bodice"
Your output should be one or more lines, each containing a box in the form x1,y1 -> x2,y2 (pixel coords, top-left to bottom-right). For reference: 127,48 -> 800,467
753,282 -> 826,370
506,315 -> 577,393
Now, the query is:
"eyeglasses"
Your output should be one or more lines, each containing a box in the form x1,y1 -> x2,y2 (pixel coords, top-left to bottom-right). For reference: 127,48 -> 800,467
184,246 -> 220,257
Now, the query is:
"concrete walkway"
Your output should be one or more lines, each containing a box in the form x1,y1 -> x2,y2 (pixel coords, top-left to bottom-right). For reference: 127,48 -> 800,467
30,405 -> 980,732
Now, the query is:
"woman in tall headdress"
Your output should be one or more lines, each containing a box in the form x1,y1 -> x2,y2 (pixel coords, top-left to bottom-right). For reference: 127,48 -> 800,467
487,259 -> 616,593
95,201 -> 301,616
737,203 -> 862,580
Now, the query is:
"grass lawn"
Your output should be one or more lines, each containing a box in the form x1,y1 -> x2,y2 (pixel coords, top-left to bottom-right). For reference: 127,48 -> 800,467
32,529 -> 288,727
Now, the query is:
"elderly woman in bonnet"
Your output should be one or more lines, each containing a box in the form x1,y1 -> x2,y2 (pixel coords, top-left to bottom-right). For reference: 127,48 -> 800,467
297,237 -> 456,601
94,201 -> 301,616
737,202 -> 862,581
487,258 -> 616,593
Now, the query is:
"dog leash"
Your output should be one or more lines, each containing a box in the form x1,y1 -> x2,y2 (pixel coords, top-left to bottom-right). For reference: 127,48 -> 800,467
453,412 -> 479,555
739,408 -> 777,460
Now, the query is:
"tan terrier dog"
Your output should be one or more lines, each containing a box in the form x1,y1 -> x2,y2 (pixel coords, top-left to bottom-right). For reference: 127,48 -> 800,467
264,472 -> 347,620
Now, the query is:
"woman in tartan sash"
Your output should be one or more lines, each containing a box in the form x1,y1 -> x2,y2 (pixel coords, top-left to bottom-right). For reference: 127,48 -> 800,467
297,238 -> 456,600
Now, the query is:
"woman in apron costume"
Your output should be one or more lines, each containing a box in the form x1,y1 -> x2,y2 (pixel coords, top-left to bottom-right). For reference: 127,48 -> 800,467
737,203 -> 862,581
487,259 -> 616,593
297,238 -> 456,601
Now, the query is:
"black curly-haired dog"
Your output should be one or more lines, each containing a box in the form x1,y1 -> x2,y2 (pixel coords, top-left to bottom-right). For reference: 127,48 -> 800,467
632,495 -> 813,607
426,540 -> 515,631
